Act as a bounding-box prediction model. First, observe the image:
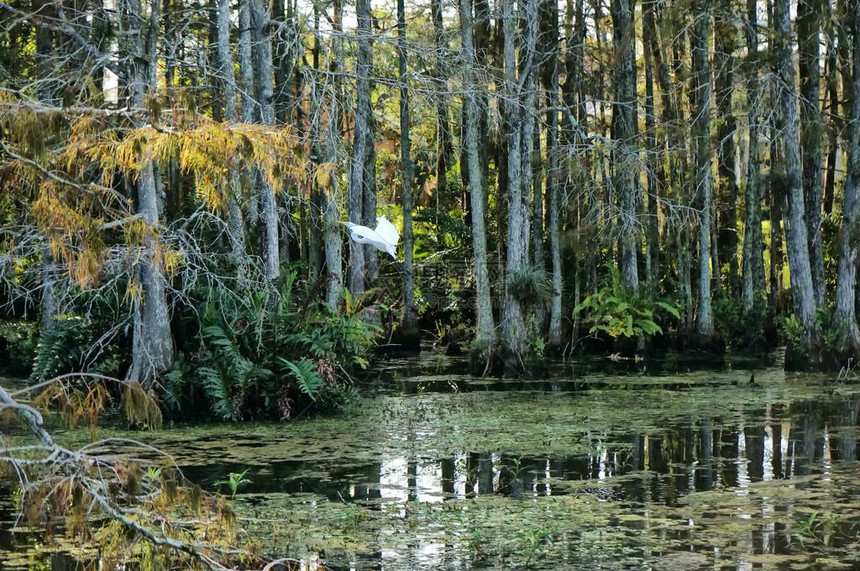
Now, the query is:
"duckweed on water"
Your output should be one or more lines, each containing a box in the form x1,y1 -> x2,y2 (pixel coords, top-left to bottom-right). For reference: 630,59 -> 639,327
64,368 -> 844,466
3,366 -> 860,569
232,464 -> 860,569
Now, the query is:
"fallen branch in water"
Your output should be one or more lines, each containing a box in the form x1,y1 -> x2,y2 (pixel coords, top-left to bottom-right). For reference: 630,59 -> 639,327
0,374 -> 259,569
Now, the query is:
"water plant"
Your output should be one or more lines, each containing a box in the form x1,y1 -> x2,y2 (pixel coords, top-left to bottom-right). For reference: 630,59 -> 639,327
792,511 -> 840,547
215,468 -> 252,499
519,525 -> 554,567
164,271 -> 378,420
338,503 -> 367,535
0,374 -> 249,569
573,265 -> 679,340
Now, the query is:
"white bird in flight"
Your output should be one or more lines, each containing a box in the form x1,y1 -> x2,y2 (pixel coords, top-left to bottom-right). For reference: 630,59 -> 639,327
345,216 -> 400,259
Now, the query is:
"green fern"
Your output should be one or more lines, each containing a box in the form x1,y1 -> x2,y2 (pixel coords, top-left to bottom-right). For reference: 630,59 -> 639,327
279,358 -> 323,400
31,316 -> 92,381
573,264 -> 679,340
198,366 -> 234,419
165,270 -> 375,419
199,321 -> 272,419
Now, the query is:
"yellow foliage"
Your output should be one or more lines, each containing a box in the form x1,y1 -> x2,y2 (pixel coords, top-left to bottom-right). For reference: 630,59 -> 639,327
32,183 -> 108,288
125,278 -> 143,304
68,117 -> 303,214
156,247 -> 183,279
121,381 -> 163,429
5,103 -> 305,294
313,161 -> 337,188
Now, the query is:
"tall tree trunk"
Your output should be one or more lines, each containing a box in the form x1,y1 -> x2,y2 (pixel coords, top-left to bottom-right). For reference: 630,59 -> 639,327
35,0 -> 56,331
774,0 -> 819,344
397,0 -> 416,328
672,18 -> 695,329
823,38 -> 840,216
249,0 -> 280,281
217,0 -> 247,274
207,0 -> 221,122
347,0 -> 373,294
322,0 -> 344,310
692,4 -> 714,338
834,0 -> 860,352
798,0 -> 825,305
766,0 -> 783,314
643,22 -> 658,284
272,0 -> 295,268
566,0 -> 589,315
271,0 -> 293,125
460,0 -> 496,350
544,0 -> 563,344
643,1 -> 677,287
714,9 -> 739,294
361,7 -> 378,281
307,3 -> 323,282
461,0 -> 489,227
610,0 -> 639,292
127,0 -> 173,384
431,0 -> 451,230
323,127 -> 343,310
531,124 -> 544,273
742,0 -> 765,312
238,0 -> 255,122
501,0 -> 537,357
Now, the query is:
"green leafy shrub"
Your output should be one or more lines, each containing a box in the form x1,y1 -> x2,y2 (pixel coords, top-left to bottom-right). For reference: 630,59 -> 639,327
781,314 -> 805,349
165,271 -> 378,420
0,319 -> 38,374
506,267 -> 551,308
30,315 -> 123,381
31,316 -> 92,381
573,265 -> 679,340
713,292 -> 768,348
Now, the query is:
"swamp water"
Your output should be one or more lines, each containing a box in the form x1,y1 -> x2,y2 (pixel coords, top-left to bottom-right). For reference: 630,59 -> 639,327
3,352 -> 860,569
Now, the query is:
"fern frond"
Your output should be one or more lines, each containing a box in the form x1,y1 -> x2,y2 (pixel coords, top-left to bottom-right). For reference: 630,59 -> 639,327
279,358 -> 323,400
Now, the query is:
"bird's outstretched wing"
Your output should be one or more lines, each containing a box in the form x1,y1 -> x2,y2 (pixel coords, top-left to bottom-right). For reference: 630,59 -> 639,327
374,216 -> 400,247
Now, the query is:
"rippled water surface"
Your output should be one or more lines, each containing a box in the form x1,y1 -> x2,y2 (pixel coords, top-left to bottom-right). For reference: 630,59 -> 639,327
3,353 -> 860,569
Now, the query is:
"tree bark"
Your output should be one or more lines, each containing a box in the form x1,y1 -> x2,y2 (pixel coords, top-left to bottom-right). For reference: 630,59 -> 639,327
347,0 -> 373,294
610,0 -> 639,292
543,0 -> 562,344
431,0 -> 451,228
501,0 -> 537,357
126,0 -> 173,384
216,0 -> 247,274
774,0 -> 819,343
271,0 -> 294,125
643,17 -> 658,284
460,0 -> 496,350
307,4 -> 323,282
834,0 -> 860,352
798,0 -> 825,305
742,0 -> 765,312
397,0 -> 416,328
714,9 -> 739,294
322,0 -> 344,310
207,0 -> 221,122
692,5 -> 714,338
238,0 -> 255,123
249,0 -> 280,281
